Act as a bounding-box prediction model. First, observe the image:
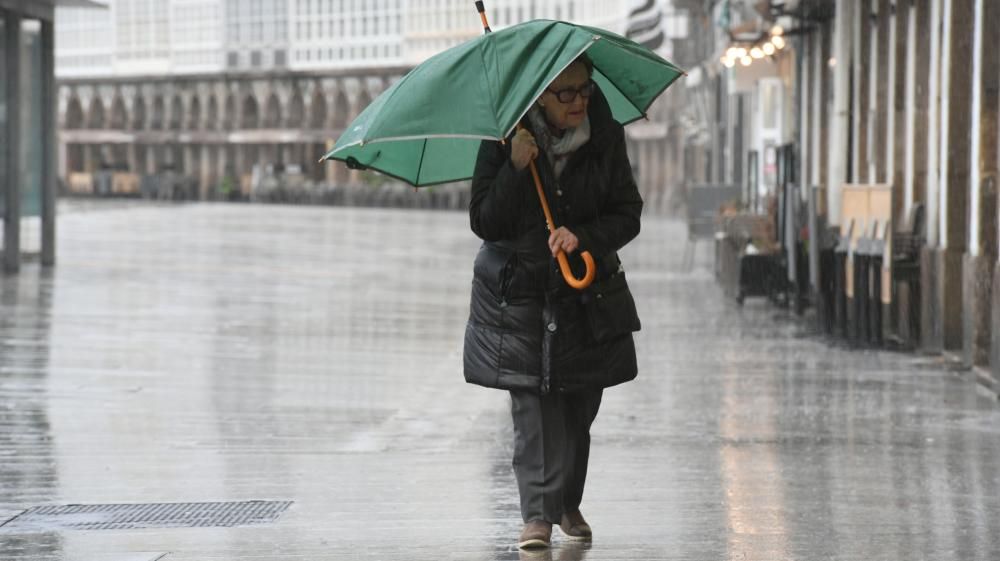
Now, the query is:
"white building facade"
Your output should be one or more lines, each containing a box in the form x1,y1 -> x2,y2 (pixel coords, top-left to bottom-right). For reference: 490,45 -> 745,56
57,0 -> 633,76
55,0 -> 686,213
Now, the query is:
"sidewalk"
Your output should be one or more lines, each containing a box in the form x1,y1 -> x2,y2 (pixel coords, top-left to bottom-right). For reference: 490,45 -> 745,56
2,201 -> 999,560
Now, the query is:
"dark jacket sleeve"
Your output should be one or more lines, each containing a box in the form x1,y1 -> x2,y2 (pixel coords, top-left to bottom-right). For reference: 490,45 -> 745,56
469,139 -> 530,241
573,127 -> 643,256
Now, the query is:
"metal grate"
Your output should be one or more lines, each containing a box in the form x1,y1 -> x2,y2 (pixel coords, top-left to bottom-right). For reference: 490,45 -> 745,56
0,500 -> 292,531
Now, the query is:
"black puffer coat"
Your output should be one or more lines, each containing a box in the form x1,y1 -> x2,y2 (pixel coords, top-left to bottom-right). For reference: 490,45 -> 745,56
463,87 -> 642,395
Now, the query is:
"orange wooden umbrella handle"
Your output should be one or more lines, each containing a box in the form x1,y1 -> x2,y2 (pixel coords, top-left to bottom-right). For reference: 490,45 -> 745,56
525,156 -> 596,290
477,3 -> 593,289
556,248 -> 596,290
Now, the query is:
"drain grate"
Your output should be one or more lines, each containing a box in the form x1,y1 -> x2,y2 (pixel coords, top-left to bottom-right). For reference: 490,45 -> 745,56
0,500 -> 292,531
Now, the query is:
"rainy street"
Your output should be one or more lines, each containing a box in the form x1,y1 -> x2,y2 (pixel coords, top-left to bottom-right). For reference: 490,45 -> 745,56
1,201 -> 999,561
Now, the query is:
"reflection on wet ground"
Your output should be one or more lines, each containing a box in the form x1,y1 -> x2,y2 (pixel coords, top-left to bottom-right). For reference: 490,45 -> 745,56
1,201 -> 999,560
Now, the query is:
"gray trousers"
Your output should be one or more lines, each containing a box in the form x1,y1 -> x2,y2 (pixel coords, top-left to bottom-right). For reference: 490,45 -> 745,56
509,389 -> 603,523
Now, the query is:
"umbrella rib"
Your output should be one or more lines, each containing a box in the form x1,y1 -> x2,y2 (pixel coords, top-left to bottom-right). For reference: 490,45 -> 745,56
636,69 -> 685,118
594,49 -> 684,121
325,154 -> 468,187
415,139 -> 428,184
595,65 -> 647,120
329,134 -> 501,155
479,34 -> 502,134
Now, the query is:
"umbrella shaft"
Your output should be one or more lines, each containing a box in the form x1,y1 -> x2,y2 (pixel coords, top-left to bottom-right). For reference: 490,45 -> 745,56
528,160 -> 557,234
475,1 -> 492,33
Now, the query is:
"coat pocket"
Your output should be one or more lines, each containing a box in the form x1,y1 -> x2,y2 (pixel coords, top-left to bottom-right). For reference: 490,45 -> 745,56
581,271 -> 641,344
473,243 -> 517,302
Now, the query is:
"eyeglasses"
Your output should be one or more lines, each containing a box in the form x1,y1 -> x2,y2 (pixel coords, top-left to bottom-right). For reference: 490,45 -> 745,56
545,80 -> 595,104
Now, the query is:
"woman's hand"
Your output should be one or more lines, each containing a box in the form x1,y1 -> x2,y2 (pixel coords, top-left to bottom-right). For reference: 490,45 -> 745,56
548,226 -> 579,257
510,128 -> 539,171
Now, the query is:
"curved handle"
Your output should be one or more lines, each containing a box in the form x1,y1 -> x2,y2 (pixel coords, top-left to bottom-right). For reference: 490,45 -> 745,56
557,249 -> 596,290
520,143 -> 595,290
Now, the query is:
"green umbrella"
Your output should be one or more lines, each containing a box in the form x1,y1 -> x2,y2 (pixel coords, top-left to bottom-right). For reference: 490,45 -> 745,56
321,18 -> 685,187
323,14 -> 684,289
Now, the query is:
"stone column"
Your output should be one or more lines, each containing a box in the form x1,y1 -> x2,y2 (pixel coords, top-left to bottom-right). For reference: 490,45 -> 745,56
818,21 -> 832,194
324,140 -> 337,185
184,144 -> 196,177
897,0 -> 931,346
964,0 -> 999,367
218,144 -> 231,200
994,257 -> 1000,383
874,0 -> 891,185
234,144 -> 245,181
920,0 -> 943,351
879,0 -> 906,341
146,145 -> 157,175
3,10 -> 23,273
820,13 -> 836,220
58,140 -> 68,184
889,0 -> 907,221
127,143 -> 138,174
859,0 -> 882,183
910,0 -> 931,209
41,19 -> 56,266
81,144 -> 94,174
934,0 -> 974,352
850,0 -> 863,181
199,144 -> 213,200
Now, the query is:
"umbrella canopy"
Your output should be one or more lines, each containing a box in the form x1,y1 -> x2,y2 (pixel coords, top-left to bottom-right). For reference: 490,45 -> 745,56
322,19 -> 684,187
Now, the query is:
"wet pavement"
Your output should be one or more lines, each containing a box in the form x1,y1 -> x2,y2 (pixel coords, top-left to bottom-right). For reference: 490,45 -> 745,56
2,201 -> 999,561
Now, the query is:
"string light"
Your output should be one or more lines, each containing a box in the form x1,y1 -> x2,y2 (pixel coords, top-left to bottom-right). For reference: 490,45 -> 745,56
721,23 -> 786,69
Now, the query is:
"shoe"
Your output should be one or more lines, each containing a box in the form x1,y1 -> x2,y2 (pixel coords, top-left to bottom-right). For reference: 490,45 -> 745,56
559,511 -> 592,540
519,548 -> 553,561
518,520 -> 552,549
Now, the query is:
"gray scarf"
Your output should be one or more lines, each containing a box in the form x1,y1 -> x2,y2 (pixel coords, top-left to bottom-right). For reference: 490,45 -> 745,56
526,105 -> 591,179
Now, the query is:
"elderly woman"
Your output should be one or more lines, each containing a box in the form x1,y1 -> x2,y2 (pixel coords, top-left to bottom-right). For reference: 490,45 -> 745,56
464,54 -> 643,549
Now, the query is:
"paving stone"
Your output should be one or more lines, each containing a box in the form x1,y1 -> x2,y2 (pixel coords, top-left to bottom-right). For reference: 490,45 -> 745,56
0,201 -> 998,560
